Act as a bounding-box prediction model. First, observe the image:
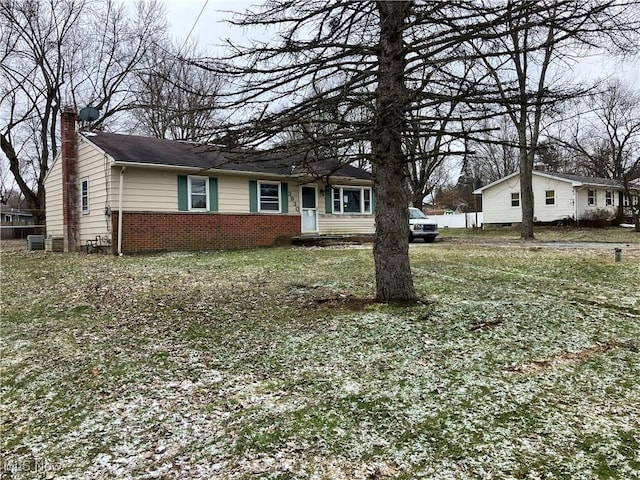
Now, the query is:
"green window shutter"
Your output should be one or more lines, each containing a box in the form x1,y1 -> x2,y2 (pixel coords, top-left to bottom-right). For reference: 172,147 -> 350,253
208,177 -> 218,212
325,187 -> 333,213
177,175 -> 188,211
371,189 -> 376,214
280,182 -> 288,213
249,180 -> 258,212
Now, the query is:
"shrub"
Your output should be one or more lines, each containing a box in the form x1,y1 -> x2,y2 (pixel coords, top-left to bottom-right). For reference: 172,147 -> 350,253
579,207 -> 615,228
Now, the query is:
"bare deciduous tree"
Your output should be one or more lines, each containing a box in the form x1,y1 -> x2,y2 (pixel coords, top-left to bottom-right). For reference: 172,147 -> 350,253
133,42 -> 223,143
468,0 -> 639,239
404,103 -> 467,208
0,0 -> 166,223
560,80 -> 640,229
467,116 -> 521,184
200,0 -> 638,301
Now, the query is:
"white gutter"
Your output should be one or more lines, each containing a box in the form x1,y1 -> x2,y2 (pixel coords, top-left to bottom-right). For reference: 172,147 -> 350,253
111,161 -> 283,180
109,161 -> 371,183
117,167 -> 125,256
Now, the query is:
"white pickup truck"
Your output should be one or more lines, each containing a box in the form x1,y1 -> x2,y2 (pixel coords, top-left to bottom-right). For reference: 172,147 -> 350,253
408,207 -> 439,243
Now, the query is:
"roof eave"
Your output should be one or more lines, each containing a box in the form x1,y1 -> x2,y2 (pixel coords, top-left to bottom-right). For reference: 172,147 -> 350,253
473,171 -> 520,193
110,160 -> 361,182
112,160 -> 282,179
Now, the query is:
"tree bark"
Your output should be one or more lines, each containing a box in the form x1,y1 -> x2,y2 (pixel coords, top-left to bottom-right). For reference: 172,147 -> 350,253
372,1 -> 417,303
519,147 -> 535,240
517,116 -> 535,240
1,132 -> 45,225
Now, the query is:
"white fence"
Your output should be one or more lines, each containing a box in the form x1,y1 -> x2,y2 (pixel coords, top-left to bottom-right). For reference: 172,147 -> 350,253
427,212 -> 483,229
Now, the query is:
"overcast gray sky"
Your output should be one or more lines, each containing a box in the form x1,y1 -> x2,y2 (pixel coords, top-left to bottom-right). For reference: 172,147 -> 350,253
164,0 -> 255,52
163,0 -> 639,86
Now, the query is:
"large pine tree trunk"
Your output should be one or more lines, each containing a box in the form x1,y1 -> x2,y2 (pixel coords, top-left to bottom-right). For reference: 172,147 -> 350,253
372,1 -> 417,303
518,132 -> 535,240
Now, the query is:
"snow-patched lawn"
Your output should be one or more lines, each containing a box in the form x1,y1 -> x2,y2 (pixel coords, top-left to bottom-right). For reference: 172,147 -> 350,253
1,244 -> 638,479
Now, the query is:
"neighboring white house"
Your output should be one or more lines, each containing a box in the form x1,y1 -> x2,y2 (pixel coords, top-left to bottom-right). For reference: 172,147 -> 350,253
473,171 -> 631,228
0,206 -> 35,240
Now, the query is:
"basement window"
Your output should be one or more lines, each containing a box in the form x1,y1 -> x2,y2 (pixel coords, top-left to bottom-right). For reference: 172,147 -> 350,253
81,178 -> 89,214
511,192 -> 520,207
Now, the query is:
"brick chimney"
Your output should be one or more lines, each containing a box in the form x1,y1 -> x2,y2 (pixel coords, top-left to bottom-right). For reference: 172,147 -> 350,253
61,106 -> 79,252
533,162 -> 546,172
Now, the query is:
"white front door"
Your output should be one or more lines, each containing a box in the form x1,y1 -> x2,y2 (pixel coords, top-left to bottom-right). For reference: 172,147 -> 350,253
301,186 -> 318,233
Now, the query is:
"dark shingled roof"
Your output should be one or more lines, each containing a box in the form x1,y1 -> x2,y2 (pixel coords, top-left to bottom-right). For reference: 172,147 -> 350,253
541,171 -> 624,188
82,131 -> 371,180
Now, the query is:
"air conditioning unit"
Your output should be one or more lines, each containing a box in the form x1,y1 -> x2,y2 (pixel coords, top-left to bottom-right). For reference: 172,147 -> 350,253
27,235 -> 45,251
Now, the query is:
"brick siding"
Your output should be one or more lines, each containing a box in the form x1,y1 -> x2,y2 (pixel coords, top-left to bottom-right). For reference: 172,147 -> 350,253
111,212 -> 301,253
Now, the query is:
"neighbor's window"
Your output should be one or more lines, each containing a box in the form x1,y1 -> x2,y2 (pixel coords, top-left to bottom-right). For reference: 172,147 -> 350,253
259,181 -> 281,212
81,178 -> 89,213
587,189 -> 597,206
332,186 -> 372,214
332,189 -> 341,213
545,190 -> 555,205
364,189 -> 372,212
188,176 -> 209,210
605,191 -> 614,206
511,192 -> 520,207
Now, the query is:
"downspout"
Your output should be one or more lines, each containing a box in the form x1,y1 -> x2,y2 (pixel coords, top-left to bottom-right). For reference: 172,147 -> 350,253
117,167 -> 125,255
574,186 -> 582,227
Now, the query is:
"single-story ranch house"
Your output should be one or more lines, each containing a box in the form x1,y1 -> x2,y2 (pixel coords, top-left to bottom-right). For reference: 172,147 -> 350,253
473,170 -> 637,228
45,109 -> 375,253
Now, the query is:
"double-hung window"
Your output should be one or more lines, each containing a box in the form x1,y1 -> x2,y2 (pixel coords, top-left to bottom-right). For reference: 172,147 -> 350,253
587,189 -> 597,206
511,192 -> 520,207
605,191 -> 614,206
331,186 -> 372,214
259,181 -> 281,212
81,178 -> 89,214
545,190 -> 555,205
188,176 -> 209,211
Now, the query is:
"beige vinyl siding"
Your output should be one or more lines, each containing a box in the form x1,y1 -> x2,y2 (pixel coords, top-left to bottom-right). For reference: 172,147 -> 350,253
77,140 -> 112,245
318,214 -> 375,234
316,182 -> 375,234
44,155 -> 64,237
219,176 -> 299,213
218,175 -> 250,213
111,167 -> 178,212
109,165 -> 374,234
285,183 -> 298,215
111,169 -> 301,214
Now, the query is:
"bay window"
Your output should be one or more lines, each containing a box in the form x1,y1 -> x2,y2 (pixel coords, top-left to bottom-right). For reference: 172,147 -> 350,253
331,186 -> 372,214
